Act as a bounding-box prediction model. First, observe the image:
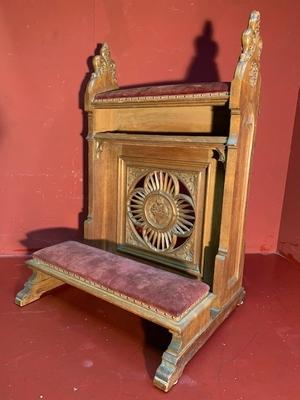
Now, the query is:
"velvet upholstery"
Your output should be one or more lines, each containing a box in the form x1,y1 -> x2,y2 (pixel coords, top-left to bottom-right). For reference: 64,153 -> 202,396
33,241 -> 209,319
94,82 -> 230,101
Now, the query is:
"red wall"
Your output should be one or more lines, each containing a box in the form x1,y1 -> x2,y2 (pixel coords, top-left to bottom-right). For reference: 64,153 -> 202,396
278,90 -> 300,263
0,0 -> 299,255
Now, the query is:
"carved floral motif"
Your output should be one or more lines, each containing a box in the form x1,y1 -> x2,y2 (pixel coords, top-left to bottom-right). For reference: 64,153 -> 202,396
172,240 -> 194,262
92,43 -> 118,86
85,43 -> 118,110
249,61 -> 259,87
127,167 -> 149,190
174,172 -> 197,199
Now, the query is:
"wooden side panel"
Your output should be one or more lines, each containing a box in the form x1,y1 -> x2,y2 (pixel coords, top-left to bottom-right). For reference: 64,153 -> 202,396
84,137 -> 120,252
213,11 -> 262,307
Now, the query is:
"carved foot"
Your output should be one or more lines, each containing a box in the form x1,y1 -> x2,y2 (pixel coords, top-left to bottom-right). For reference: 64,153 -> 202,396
237,288 -> 246,306
15,269 -> 64,307
153,334 -> 186,392
153,360 -> 183,392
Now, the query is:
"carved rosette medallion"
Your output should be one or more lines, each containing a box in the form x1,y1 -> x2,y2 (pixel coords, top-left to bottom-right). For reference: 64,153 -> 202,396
127,170 -> 195,253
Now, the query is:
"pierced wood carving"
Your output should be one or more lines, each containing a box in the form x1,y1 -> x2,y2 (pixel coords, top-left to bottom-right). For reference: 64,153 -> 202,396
119,159 -> 211,276
127,170 -> 195,253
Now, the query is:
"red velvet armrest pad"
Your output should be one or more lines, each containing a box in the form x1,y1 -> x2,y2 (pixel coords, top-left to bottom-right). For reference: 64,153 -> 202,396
94,82 -> 230,100
33,241 -> 209,319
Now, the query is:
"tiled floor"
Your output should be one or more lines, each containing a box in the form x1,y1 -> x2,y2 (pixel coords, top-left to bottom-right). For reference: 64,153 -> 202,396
1,254 -> 299,400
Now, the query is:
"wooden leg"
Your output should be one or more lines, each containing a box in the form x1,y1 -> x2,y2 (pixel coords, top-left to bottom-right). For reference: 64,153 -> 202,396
15,268 -> 65,307
153,288 -> 245,392
153,329 -> 209,392
153,333 -> 186,392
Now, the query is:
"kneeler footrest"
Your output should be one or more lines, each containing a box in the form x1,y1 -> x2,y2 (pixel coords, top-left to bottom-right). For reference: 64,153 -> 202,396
16,240 -> 235,392
15,239 -> 244,391
18,241 -> 210,320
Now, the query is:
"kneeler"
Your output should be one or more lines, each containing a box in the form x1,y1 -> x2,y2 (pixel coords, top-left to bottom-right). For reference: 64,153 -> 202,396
16,11 -> 262,392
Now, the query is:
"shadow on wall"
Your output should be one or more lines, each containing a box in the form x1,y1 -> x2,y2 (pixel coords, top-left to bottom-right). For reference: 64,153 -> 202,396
278,89 -> 300,263
185,20 -> 220,83
87,20 -> 220,90
20,228 -> 81,255
21,21 -> 221,254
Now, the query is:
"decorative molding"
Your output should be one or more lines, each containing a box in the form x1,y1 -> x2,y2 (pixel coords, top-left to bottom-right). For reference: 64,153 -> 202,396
94,91 -> 230,105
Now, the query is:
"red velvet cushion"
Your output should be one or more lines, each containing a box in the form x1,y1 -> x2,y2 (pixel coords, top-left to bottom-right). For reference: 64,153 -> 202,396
33,241 -> 209,319
94,82 -> 230,102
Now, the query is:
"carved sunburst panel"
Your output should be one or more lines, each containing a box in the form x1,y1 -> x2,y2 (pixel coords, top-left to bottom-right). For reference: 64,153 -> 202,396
125,167 -> 199,264
117,157 -> 209,276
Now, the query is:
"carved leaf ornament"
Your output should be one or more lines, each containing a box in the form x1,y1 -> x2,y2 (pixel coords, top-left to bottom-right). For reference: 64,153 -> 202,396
127,171 -> 195,252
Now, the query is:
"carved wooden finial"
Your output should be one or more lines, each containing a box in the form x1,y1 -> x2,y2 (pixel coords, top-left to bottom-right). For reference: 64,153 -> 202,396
240,10 -> 262,62
230,11 -> 262,110
85,43 -> 119,111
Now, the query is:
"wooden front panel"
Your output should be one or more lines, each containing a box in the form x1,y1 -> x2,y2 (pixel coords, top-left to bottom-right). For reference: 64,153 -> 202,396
85,134 -> 225,279
117,156 -> 207,277
93,105 -> 230,134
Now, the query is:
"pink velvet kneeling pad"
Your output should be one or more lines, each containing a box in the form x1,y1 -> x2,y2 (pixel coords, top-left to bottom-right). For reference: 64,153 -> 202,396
33,241 -> 210,319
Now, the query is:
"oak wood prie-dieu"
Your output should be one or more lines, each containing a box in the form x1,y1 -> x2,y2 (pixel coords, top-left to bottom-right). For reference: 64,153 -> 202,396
16,11 -> 262,392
